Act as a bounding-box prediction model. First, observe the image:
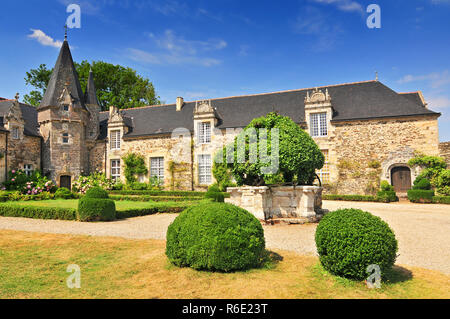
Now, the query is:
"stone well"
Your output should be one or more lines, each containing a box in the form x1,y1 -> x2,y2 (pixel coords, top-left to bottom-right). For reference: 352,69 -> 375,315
225,186 -> 323,221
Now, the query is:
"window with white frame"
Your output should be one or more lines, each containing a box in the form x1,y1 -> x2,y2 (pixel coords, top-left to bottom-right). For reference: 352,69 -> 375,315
317,150 -> 330,184
111,159 -> 121,181
150,157 -> 164,182
62,133 -> 69,144
24,164 -> 33,177
310,113 -> 327,137
110,130 -> 121,150
198,155 -> 212,185
12,127 -> 19,139
198,122 -> 211,144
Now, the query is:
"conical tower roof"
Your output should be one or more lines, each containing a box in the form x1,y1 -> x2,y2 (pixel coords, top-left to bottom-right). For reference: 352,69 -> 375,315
39,37 -> 86,110
84,68 -> 100,107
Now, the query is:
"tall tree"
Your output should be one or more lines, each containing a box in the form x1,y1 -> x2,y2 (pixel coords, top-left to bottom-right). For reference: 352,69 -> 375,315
24,61 -> 160,109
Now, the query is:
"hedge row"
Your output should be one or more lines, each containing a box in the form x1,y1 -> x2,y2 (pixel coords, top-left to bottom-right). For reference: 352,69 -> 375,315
0,204 -> 77,220
407,189 -> 435,203
432,196 -> 450,204
108,195 -> 204,202
109,190 -> 206,197
0,201 -> 196,221
323,194 -> 381,202
0,192 -> 80,202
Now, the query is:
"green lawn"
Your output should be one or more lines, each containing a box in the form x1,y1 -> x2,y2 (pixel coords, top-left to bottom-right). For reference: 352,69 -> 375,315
0,230 -> 449,299
8,199 -> 200,211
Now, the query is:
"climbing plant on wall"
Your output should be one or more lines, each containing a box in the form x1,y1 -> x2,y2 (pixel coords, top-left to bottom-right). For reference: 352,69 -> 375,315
122,153 -> 148,184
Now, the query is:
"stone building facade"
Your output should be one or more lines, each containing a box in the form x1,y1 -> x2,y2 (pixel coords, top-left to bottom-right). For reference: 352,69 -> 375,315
0,38 -> 445,194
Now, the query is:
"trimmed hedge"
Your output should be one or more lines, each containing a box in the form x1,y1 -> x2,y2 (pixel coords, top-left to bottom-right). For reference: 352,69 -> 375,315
376,190 -> 398,203
323,194 -> 379,202
323,194 -> 398,203
55,187 -> 74,199
108,195 -> 204,202
315,208 -> 398,280
77,197 -> 116,221
84,187 -> 109,199
0,203 -> 76,220
432,196 -> 450,204
166,202 -> 266,272
407,189 -> 435,203
109,190 -> 206,197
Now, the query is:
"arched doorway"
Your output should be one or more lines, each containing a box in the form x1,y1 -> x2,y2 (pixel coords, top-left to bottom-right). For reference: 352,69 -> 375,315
391,166 -> 411,193
60,175 -> 72,191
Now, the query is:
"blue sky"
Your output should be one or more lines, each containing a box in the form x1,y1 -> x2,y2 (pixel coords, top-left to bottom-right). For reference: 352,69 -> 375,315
1,0 -> 449,141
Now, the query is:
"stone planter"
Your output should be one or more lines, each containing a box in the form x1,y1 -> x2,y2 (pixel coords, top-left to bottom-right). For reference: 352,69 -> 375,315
225,185 -> 323,220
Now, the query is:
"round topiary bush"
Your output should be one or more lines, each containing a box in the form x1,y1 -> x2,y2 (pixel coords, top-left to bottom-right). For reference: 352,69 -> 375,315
84,186 -> 109,199
216,112 -> 324,186
55,187 -> 73,199
77,197 -> 116,222
315,209 -> 398,280
166,202 -> 266,272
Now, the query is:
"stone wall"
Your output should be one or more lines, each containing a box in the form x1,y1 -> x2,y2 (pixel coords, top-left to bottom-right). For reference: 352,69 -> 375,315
89,141 -> 106,173
118,135 -> 194,190
327,116 -> 440,195
439,142 -> 450,167
7,135 -> 41,175
0,132 -> 7,183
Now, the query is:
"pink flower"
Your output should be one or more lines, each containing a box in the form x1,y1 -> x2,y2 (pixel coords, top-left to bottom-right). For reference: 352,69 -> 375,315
11,170 -> 15,174
11,178 -> 15,182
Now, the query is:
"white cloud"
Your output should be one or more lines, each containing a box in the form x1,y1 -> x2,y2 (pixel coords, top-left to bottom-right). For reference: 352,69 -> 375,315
27,29 -> 63,48
398,71 -> 450,89
310,0 -> 364,13
127,30 -> 226,67
293,6 -> 343,51
428,96 -> 450,110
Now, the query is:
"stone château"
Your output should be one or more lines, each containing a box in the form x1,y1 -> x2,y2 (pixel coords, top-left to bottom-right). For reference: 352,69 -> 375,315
0,36 -> 447,195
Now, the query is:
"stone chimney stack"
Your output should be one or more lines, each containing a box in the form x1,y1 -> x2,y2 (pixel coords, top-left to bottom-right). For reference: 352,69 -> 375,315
176,97 -> 184,111
109,105 -> 118,117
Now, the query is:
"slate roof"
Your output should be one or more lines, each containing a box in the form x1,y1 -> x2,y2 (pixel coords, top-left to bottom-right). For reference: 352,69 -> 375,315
399,92 -> 425,107
39,39 -> 87,111
0,100 -> 40,137
85,69 -> 100,107
0,80 -> 441,141
97,80 -> 440,140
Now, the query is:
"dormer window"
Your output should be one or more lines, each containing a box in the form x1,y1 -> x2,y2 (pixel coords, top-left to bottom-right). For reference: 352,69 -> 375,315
198,122 -> 211,144
310,113 -> 327,137
62,133 -> 69,144
12,127 -> 19,139
63,105 -> 69,112
110,130 -> 121,150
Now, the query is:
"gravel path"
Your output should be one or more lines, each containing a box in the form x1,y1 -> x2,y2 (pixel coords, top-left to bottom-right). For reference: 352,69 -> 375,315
0,200 -> 449,274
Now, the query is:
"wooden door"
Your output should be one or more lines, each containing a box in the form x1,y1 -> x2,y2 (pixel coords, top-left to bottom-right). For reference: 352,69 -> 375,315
391,167 -> 411,193
60,175 -> 72,191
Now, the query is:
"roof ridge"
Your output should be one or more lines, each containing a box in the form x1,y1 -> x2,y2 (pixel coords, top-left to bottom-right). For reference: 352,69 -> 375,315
204,80 -> 377,102
99,79 -> 377,112
399,91 -> 420,95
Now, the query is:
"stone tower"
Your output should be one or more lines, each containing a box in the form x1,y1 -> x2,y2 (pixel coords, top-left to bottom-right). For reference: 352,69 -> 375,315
37,35 -> 100,189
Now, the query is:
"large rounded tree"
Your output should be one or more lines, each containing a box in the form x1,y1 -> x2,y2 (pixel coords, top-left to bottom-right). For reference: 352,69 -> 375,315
215,112 -> 324,186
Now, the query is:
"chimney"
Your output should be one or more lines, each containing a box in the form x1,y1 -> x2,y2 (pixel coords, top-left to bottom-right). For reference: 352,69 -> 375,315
176,97 -> 184,111
109,105 -> 117,117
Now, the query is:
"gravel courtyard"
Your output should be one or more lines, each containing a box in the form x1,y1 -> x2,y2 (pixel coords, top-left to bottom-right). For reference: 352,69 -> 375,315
0,200 -> 449,274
